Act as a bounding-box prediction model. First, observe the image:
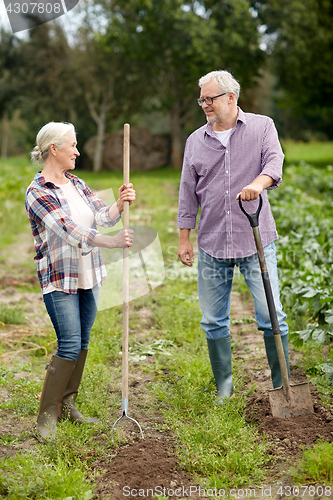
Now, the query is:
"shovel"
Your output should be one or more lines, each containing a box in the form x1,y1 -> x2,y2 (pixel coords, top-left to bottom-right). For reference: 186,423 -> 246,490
111,123 -> 144,440
239,194 -> 313,418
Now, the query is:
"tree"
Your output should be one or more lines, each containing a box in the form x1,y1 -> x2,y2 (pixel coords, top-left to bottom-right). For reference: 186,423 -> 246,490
203,0 -> 265,91
70,3 -> 146,172
103,0 -> 264,167
253,0 -> 333,139
0,22 -> 98,158
0,30 -> 18,157
0,23 -> 82,147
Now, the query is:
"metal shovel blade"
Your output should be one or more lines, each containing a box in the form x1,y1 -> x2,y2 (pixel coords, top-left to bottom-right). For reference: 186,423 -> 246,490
269,382 -> 313,418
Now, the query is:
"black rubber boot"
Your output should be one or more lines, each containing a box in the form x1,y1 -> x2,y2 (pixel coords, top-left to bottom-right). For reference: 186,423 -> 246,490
37,355 -> 75,440
60,350 -> 99,424
264,334 -> 290,389
207,335 -> 234,403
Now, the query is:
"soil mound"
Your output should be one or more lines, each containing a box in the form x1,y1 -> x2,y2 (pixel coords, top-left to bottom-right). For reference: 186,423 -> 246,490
93,437 -> 205,500
245,388 -> 333,458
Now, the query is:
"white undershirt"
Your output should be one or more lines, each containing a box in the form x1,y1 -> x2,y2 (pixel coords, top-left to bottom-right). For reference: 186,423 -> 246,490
44,181 -> 97,294
214,128 -> 233,147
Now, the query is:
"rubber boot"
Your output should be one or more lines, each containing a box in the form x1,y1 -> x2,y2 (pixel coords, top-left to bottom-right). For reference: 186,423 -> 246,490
264,334 -> 290,389
37,355 -> 75,440
207,335 -> 234,403
60,350 -> 99,424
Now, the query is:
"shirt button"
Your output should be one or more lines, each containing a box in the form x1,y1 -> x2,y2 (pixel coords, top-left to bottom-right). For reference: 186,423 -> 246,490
227,211 -> 230,214
226,150 -> 228,153
226,190 -> 229,194
226,170 -> 229,174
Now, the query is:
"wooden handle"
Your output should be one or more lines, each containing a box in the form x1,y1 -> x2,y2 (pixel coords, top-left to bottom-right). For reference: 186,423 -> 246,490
123,123 -> 130,227
122,123 -> 130,401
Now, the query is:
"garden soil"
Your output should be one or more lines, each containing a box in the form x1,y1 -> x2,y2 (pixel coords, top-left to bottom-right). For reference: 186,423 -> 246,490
0,234 -> 333,499
91,292 -> 333,500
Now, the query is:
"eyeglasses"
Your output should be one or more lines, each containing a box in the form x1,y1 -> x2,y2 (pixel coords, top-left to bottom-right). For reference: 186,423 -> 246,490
197,92 -> 227,107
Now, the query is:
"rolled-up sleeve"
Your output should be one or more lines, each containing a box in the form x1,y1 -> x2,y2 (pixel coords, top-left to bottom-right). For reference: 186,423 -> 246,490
25,189 -> 98,254
177,140 -> 199,229
260,118 -> 284,189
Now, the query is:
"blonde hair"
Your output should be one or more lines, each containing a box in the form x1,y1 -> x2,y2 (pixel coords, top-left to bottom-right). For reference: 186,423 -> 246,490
31,122 -> 75,163
198,70 -> 241,102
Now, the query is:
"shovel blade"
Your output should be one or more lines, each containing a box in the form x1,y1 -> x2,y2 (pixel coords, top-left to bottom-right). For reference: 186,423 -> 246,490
269,382 -> 313,418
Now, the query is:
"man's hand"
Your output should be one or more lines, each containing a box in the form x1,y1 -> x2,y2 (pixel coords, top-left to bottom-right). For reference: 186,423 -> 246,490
178,229 -> 194,267
236,175 -> 274,201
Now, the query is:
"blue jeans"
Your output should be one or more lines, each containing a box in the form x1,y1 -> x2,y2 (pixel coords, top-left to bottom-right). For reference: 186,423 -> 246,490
43,286 -> 99,361
198,243 -> 288,340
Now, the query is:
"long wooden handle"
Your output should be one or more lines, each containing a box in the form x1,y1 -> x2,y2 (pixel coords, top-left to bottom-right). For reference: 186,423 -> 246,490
252,226 -> 290,402
122,123 -> 130,401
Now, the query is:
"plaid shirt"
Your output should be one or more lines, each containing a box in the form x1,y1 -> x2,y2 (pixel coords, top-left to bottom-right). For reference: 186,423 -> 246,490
25,171 -> 121,294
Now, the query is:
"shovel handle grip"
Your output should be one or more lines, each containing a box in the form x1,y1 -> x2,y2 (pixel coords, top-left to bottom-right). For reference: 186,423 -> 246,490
238,194 -> 263,228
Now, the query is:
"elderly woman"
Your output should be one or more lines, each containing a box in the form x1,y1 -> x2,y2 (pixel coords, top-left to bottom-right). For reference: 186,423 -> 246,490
25,121 -> 135,440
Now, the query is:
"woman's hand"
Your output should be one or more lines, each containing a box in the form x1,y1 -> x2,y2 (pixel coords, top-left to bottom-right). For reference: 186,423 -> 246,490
116,183 -> 136,213
91,229 -> 134,249
112,228 -> 134,248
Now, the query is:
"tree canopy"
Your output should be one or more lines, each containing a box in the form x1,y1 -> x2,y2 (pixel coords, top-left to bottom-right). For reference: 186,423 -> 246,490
254,0 -> 333,139
1,0 -> 333,165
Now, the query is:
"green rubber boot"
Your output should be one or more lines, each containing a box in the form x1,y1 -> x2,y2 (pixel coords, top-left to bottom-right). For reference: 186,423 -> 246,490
60,350 -> 99,424
264,334 -> 290,389
37,355 -> 75,440
207,335 -> 234,403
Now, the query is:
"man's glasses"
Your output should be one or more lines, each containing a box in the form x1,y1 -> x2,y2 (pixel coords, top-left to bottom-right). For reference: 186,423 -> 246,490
197,92 -> 227,107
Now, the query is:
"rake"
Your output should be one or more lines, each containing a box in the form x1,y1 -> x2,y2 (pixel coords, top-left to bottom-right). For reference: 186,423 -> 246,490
111,123 -> 144,441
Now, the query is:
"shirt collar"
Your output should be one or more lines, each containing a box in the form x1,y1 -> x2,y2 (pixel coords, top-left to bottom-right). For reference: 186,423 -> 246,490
204,106 -> 246,138
236,107 -> 247,124
34,170 -> 78,188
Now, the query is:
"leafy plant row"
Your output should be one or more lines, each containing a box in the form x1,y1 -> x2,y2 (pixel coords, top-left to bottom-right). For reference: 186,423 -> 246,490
269,163 -> 333,351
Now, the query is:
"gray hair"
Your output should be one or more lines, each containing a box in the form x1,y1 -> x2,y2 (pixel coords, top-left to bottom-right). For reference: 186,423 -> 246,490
31,122 -> 75,163
198,70 -> 241,102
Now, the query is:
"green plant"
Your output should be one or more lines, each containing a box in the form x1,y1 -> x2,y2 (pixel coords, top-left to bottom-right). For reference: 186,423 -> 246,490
0,158 -> 36,248
0,304 -> 26,325
0,451 -> 94,499
1,155 -> 333,494
269,164 -> 333,347
291,440 -> 333,485
145,273 -> 269,489
152,342 -> 269,489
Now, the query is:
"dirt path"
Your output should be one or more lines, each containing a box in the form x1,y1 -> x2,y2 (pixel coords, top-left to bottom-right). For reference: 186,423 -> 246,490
0,232 -> 332,499
229,292 -> 333,498
92,289 -> 333,500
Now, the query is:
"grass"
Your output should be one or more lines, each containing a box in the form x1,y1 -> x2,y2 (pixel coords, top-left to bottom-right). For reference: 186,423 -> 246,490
0,359 -> 122,499
0,304 -> 26,325
282,140 -> 333,168
0,156 -> 36,248
126,273 -> 269,488
291,440 -> 333,485
298,343 -> 333,402
0,452 -> 94,500
0,148 -> 333,495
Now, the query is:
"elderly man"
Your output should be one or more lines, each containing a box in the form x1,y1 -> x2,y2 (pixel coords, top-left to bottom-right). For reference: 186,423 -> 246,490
177,70 -> 289,402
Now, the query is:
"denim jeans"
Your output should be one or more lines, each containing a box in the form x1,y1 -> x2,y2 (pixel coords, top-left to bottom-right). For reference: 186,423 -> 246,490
43,286 -> 99,360
198,242 -> 288,340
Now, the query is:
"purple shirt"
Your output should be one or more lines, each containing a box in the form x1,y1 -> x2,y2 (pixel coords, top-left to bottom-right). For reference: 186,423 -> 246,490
177,108 -> 284,259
